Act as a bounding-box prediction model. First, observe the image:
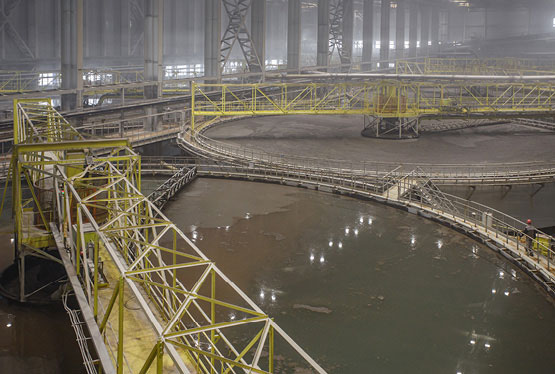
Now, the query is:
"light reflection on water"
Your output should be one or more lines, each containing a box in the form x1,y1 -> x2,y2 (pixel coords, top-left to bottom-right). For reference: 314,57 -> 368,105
165,179 -> 555,374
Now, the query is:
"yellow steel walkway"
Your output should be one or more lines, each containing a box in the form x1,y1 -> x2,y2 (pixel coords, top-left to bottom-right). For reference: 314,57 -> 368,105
9,99 -> 327,374
191,80 -> 555,123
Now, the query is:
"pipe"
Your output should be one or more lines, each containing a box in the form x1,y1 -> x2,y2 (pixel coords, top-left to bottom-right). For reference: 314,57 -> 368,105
278,72 -> 555,81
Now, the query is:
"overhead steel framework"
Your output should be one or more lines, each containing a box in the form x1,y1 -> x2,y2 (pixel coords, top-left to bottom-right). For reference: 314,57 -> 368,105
191,80 -> 555,120
0,0 -> 35,59
220,0 -> 263,74
328,0 -> 353,66
10,99 -> 327,374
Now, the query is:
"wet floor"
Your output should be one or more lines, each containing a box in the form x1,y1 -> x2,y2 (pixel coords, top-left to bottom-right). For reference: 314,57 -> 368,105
165,178 -> 555,374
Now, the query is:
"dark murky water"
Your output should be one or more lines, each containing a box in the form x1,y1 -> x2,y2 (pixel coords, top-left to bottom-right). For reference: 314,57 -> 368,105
165,178 -> 555,374
0,178 -> 165,374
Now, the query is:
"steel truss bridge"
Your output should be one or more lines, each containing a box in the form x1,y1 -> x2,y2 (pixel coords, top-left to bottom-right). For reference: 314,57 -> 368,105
9,99 -> 327,374
191,80 -> 555,121
394,58 -> 555,76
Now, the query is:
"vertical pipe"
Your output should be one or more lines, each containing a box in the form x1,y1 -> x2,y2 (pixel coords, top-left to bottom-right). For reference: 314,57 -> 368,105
409,2 -> 417,58
99,0 -> 106,58
420,5 -> 430,56
204,0 -> 221,82
157,0 -> 163,97
431,6 -> 440,52
380,0 -> 390,62
362,0 -> 374,68
121,0 -> 130,58
27,0 -> 38,60
287,0 -> 301,72
169,0 -> 177,58
144,0 -> 159,100
342,0 -> 354,68
395,0 -> 405,59
76,0 -> 83,108
61,0 -> 77,110
484,7 -> 488,40
251,0 -> 266,75
317,0 -> 329,69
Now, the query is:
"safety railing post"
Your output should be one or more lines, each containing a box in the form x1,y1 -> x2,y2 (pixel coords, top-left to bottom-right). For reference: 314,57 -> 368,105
117,276 -> 124,374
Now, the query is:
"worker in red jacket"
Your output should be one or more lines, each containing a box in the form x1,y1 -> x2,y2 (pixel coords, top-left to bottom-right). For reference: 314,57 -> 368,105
523,219 -> 536,257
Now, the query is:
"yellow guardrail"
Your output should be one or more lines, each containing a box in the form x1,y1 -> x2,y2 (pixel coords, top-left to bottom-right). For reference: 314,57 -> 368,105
191,80 -> 555,123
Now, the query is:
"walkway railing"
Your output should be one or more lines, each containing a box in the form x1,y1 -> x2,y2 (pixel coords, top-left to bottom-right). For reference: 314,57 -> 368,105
175,129 -> 555,294
187,120 -> 555,186
147,166 -> 197,211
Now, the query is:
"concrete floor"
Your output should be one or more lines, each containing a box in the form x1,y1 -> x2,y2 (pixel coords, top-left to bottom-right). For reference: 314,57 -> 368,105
206,115 -> 555,164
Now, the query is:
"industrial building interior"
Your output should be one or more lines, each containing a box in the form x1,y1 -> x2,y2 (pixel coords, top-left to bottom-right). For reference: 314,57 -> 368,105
1,0 -> 555,373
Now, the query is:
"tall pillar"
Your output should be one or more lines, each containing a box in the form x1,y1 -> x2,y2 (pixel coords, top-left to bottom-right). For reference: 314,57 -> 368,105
144,0 -> 163,130
342,0 -> 354,68
408,2 -> 417,57
204,0 -> 221,81
362,0 -> 374,68
287,0 -> 301,71
420,6 -> 430,56
317,0 -> 329,69
120,0 -> 130,58
251,0 -> 266,74
61,0 -> 82,111
395,0 -> 405,59
27,0 -> 38,60
431,7 -> 440,52
380,0 -> 390,62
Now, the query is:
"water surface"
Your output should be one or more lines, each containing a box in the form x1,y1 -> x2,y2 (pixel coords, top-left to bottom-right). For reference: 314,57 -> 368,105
166,178 -> 555,374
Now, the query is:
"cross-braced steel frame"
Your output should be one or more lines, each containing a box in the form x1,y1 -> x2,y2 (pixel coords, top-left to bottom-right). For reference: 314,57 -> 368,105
190,80 -> 555,130
10,99 -> 327,374
220,0 -> 263,74
328,0 -> 350,65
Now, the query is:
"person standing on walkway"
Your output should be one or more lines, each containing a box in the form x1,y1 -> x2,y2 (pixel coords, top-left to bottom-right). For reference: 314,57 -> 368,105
523,219 -> 536,257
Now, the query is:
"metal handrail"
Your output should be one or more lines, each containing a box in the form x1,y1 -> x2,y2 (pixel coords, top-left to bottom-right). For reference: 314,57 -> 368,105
189,119 -> 555,184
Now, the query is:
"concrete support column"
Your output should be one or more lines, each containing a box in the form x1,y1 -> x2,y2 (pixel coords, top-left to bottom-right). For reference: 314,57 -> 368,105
380,0 -> 390,62
317,0 -> 329,69
204,0 -> 221,82
251,0 -> 266,74
168,0 -> 178,58
27,0 -> 38,60
144,0 -> 163,130
395,0 -> 405,59
431,7 -> 440,52
287,0 -> 301,72
420,6 -> 430,56
120,0 -> 130,58
342,0 -> 354,68
362,0 -> 374,68
408,2 -> 417,57
99,0 -> 106,58
61,0 -> 82,111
